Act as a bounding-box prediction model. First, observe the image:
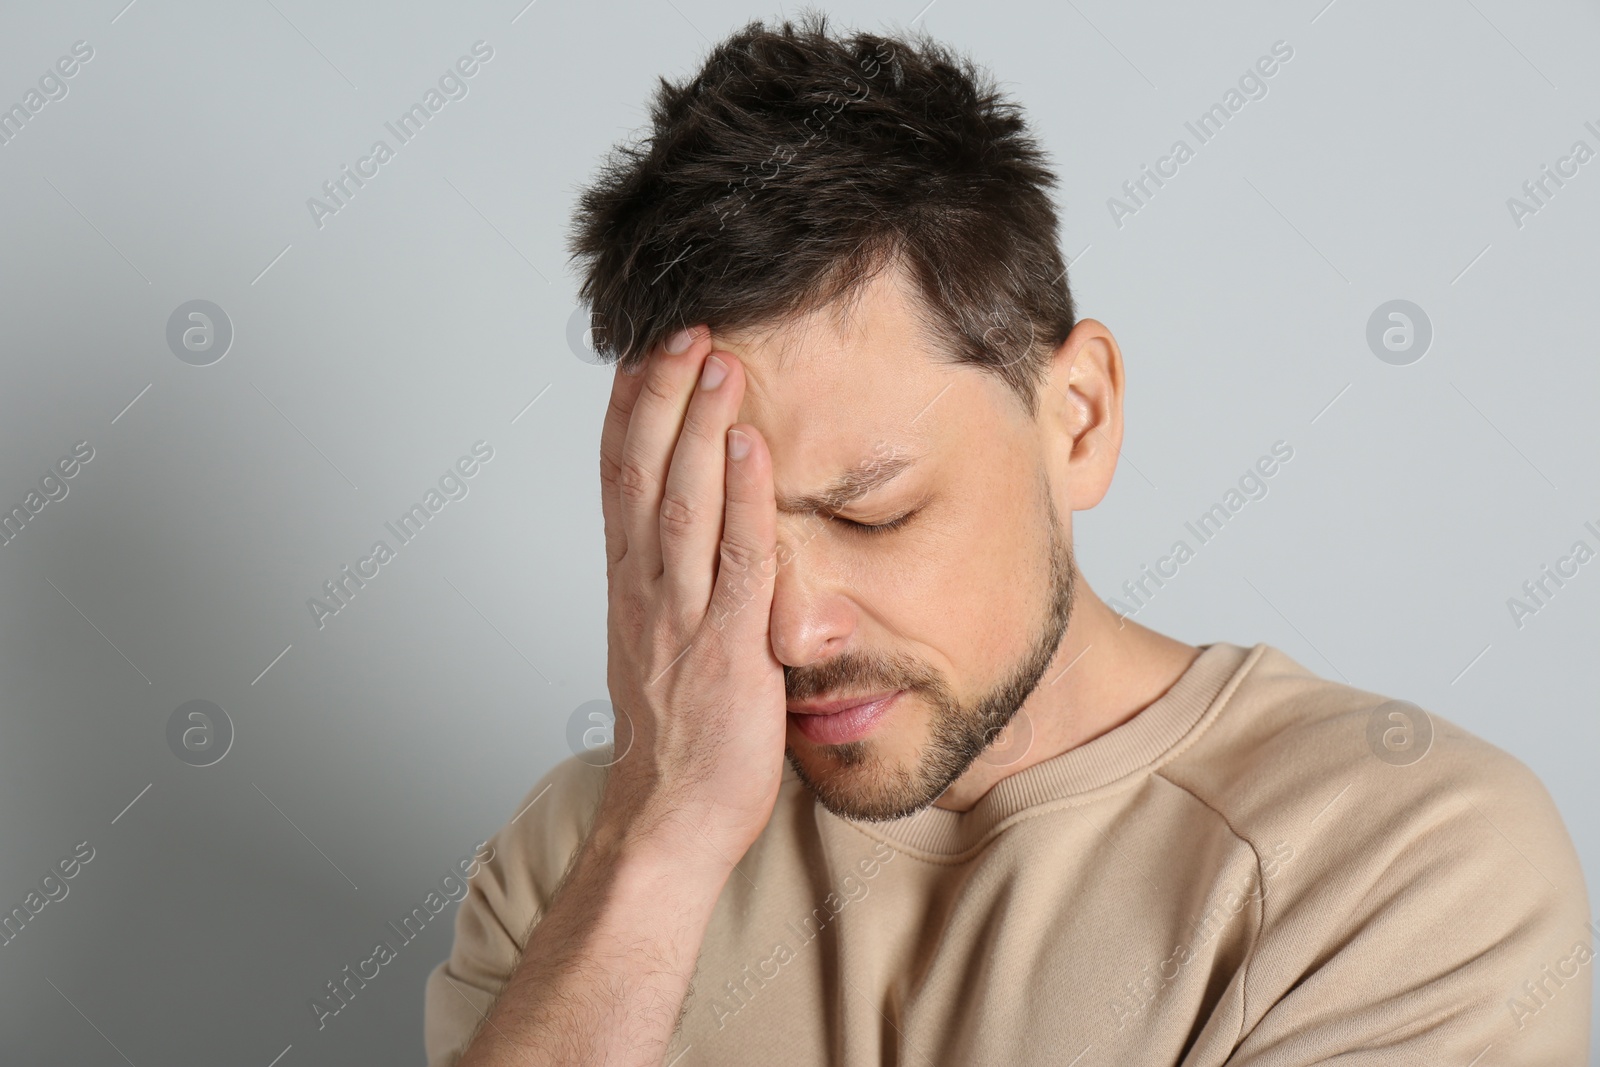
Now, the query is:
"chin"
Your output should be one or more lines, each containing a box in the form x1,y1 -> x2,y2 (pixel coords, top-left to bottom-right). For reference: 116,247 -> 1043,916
783,741 -> 941,823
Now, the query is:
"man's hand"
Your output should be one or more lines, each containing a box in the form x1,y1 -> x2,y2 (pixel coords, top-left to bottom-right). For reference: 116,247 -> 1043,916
596,324 -> 786,873
453,326 -> 784,1067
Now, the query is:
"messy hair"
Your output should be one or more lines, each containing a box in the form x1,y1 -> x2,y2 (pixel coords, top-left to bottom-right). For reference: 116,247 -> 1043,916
566,9 -> 1076,416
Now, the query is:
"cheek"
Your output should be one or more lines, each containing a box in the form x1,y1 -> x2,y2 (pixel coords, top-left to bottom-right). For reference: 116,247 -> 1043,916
869,496 -> 1038,667
947,476 -> 1052,654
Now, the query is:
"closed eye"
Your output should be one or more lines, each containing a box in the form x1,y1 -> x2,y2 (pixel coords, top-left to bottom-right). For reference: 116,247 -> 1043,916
833,509 -> 917,535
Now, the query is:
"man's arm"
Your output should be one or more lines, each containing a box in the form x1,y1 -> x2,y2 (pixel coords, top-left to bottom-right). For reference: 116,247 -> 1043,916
452,816 -> 731,1066
440,324 -> 788,1064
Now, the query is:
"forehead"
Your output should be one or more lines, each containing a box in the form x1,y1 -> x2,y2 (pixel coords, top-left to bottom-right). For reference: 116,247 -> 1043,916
715,266 -> 953,507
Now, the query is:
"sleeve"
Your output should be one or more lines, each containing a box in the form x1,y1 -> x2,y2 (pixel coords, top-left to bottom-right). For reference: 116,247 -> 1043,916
422,754 -> 607,1067
1224,737 -> 1593,1066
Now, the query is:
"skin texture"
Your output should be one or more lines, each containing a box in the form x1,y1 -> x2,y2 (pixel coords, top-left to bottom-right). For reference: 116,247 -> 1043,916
714,258 -> 1201,818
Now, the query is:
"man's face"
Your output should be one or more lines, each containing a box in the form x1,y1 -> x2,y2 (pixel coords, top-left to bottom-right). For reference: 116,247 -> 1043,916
719,264 -> 1078,822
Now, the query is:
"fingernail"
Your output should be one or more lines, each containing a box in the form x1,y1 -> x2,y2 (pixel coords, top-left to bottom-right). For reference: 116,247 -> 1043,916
727,428 -> 751,461
665,327 -> 695,354
699,355 -> 728,391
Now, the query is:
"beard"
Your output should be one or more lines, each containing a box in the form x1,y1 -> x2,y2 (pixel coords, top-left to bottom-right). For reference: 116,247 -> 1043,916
783,474 -> 1077,822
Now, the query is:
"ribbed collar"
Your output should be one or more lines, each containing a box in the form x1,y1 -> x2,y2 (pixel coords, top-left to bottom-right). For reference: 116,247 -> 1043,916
831,641 -> 1263,858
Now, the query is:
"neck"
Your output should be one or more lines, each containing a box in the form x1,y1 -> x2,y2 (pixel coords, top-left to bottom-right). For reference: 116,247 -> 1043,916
931,581 -> 1200,812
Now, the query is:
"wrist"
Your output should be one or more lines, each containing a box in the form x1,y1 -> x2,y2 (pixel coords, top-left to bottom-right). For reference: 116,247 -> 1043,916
585,807 -> 739,896
539,819 -> 729,991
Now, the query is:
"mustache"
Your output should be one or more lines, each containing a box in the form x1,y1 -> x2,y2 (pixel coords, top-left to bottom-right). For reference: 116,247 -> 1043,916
785,650 -> 936,701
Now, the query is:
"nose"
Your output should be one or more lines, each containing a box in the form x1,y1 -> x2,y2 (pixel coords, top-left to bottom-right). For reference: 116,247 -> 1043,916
767,525 -> 857,668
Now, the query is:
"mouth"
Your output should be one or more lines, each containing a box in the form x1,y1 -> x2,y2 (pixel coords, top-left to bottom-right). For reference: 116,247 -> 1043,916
786,690 -> 903,745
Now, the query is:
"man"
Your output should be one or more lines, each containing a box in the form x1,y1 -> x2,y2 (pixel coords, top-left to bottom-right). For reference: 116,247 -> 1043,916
424,13 -> 1591,1065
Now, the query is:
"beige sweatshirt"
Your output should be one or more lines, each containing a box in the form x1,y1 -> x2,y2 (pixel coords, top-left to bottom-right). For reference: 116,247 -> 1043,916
423,642 -> 1593,1065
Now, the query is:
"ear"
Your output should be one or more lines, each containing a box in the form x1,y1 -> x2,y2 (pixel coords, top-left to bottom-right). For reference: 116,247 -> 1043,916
1040,318 -> 1125,511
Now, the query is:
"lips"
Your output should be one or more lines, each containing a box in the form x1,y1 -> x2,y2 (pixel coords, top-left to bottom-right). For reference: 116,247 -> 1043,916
787,691 -> 900,716
786,690 -> 903,746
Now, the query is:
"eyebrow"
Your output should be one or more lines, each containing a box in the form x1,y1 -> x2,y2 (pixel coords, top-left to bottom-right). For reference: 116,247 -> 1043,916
775,448 -> 924,516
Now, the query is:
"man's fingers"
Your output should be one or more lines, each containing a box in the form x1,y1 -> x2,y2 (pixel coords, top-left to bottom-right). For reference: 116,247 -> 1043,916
600,361 -> 648,570
708,423 -> 778,639
658,350 -> 746,611
607,326 -> 712,575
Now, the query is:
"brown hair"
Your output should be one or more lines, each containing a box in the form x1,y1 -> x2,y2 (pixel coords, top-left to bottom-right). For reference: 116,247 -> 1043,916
566,9 -> 1076,416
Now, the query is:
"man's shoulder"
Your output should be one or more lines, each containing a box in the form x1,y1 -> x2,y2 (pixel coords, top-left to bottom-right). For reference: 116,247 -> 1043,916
498,751 -> 610,850
1165,642 -> 1569,842
1161,643 -> 1586,937
1157,646 -> 1593,1059
470,754 -> 610,918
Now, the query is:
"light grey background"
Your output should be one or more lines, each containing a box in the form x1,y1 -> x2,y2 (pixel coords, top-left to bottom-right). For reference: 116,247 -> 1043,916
1,0 -> 1596,1063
